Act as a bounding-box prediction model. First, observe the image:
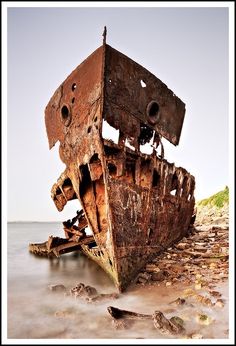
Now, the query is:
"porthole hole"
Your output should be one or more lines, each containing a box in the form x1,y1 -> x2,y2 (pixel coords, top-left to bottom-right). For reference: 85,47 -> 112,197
61,105 -> 69,119
87,126 -> 92,134
61,104 -> 72,126
61,105 -> 71,126
72,83 -> 76,91
146,101 -> 159,124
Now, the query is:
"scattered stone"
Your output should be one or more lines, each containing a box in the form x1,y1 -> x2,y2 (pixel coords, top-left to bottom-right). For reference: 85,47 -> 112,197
169,298 -> 186,306
214,299 -> 225,308
141,219 -> 228,288
87,293 -> 119,303
111,318 -> 129,330
195,283 -> 202,290
54,310 -> 75,319
151,270 -> 165,281
163,308 -> 176,314
138,277 -> 148,284
183,289 -> 196,297
191,333 -> 203,339
70,283 -> 98,299
153,311 -> 185,334
170,316 -> 184,328
166,281 -> 172,287
146,264 -> 160,272
196,313 -> 212,325
209,290 -> 221,298
137,272 -> 152,283
194,294 -> 213,307
48,284 -> 66,292
69,283 -> 120,304
175,243 -> 188,250
195,274 -> 202,279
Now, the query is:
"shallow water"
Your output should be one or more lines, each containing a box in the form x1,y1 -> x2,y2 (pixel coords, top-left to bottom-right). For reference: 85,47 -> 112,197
7,222 -> 229,339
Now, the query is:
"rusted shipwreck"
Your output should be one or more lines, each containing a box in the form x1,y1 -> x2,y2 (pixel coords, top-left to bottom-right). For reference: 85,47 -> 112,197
30,30 -> 195,292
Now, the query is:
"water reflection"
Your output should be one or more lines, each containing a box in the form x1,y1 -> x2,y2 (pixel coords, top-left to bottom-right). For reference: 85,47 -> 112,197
47,252 -> 114,288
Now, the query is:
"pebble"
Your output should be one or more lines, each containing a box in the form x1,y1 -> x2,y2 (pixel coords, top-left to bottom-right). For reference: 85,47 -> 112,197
196,313 -> 212,325
191,333 -> 203,339
183,288 -> 195,297
171,316 -> 184,326
151,271 -> 165,281
195,274 -> 202,279
214,299 -> 225,308
48,284 -> 66,292
209,290 -> 221,297
54,310 -> 75,319
195,283 -> 202,290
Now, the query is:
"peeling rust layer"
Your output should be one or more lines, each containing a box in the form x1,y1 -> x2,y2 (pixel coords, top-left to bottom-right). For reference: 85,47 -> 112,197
44,38 -> 195,292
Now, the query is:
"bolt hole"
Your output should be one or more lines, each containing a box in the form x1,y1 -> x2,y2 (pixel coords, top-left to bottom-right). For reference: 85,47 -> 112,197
72,83 -> 76,91
87,126 -> 92,133
109,258 -> 113,267
140,79 -> 146,88
94,116 -> 97,122
71,97 -> 75,104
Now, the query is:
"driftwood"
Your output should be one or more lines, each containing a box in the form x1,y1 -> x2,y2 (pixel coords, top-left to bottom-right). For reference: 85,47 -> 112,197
107,306 -> 185,335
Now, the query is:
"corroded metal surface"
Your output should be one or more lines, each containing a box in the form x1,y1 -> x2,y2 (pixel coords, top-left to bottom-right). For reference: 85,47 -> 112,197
104,45 -> 185,146
43,35 -> 195,292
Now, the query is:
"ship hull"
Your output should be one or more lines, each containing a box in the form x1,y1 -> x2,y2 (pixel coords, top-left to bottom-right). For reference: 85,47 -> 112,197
78,140 -> 195,291
44,42 -> 195,292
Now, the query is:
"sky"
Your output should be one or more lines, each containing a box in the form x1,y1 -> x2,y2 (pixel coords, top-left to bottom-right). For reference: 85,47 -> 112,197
6,3 -> 232,222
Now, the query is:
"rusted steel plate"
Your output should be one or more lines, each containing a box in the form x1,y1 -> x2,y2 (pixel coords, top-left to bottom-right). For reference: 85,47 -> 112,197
104,45 -> 185,146
45,45 -> 104,155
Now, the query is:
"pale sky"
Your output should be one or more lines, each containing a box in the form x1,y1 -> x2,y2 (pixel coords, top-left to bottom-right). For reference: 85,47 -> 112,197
6,4 -> 231,221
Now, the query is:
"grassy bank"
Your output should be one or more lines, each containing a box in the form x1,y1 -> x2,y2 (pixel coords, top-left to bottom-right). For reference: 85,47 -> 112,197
197,186 -> 229,209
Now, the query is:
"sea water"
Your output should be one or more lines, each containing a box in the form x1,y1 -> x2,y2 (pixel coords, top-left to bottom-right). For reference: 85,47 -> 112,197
7,222 -> 229,339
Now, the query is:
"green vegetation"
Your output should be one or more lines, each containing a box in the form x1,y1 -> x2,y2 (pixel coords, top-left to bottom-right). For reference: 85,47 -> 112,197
197,186 -> 229,208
